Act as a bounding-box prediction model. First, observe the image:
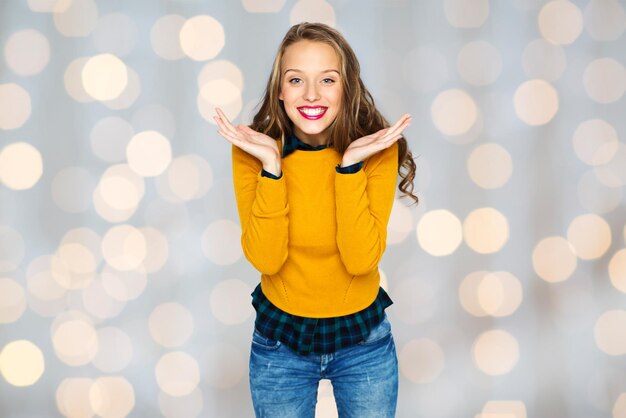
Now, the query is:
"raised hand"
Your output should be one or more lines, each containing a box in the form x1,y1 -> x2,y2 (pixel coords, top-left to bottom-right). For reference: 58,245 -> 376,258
341,113 -> 412,167
214,107 -> 281,167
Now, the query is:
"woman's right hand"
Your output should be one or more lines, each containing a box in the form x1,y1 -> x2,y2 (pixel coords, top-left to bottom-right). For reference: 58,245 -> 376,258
213,107 -> 280,168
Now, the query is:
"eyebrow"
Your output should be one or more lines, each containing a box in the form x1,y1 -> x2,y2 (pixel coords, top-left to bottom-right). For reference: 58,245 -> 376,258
284,69 -> 340,75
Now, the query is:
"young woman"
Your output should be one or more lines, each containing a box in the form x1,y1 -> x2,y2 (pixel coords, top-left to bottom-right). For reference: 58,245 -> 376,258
214,22 -> 418,418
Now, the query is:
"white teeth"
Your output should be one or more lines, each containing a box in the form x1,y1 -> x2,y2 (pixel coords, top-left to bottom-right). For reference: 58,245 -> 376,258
300,108 -> 325,116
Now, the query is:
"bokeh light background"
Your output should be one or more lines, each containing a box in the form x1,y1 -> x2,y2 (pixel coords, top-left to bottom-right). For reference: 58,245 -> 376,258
1,0 -> 625,417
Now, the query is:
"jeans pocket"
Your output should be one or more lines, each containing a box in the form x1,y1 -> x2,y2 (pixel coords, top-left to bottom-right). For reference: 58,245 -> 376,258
358,314 -> 392,346
251,328 -> 282,351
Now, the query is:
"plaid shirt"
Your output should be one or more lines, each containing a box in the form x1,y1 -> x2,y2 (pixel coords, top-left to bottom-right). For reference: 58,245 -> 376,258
251,283 -> 393,355
253,133 -> 393,355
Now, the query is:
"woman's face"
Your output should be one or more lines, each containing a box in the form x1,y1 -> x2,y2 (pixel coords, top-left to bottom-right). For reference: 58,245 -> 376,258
279,40 -> 343,146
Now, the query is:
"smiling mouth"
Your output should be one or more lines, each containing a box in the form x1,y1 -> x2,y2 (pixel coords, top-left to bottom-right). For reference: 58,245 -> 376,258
297,106 -> 327,120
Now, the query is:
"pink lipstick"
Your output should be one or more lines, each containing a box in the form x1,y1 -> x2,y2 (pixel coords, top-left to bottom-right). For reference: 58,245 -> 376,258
297,106 -> 327,120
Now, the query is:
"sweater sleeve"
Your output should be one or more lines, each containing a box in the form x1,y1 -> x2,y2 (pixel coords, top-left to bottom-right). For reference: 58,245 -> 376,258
231,144 -> 289,274
334,141 -> 398,275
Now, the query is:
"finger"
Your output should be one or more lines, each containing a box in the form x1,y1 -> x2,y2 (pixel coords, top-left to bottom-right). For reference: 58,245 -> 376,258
389,114 -> 409,131
238,125 -> 258,136
216,117 -> 246,146
214,107 -> 227,125
213,114 -> 230,133
216,128 -> 235,143
361,131 -> 382,143
383,121 -> 404,141
215,108 -> 239,136
383,133 -> 405,146
390,117 -> 411,136
362,126 -> 397,146
213,115 -> 226,130
217,126 -> 244,147
383,119 -> 411,141
216,129 -> 233,144
214,109 -> 235,133
237,125 -> 268,146
385,114 -> 412,137
363,128 -> 389,143
396,113 -> 412,125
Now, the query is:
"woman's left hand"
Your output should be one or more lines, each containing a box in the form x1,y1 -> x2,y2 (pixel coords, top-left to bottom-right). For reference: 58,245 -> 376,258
341,113 -> 412,167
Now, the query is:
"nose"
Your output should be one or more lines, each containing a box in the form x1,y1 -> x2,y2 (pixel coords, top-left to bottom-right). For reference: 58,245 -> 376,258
304,83 -> 320,102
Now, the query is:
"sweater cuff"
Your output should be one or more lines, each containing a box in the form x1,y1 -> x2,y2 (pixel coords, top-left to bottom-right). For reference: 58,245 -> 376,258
261,168 -> 283,179
336,161 -> 364,174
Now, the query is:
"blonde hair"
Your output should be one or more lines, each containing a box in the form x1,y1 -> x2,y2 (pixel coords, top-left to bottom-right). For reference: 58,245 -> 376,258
250,22 -> 418,206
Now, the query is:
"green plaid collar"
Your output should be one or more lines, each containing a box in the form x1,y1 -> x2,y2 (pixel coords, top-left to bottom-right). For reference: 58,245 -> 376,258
283,133 -> 330,157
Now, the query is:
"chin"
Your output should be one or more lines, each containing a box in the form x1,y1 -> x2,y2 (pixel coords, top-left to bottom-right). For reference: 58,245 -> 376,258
300,127 -> 327,135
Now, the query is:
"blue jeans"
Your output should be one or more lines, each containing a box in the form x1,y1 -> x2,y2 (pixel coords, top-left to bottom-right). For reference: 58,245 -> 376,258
248,313 -> 398,417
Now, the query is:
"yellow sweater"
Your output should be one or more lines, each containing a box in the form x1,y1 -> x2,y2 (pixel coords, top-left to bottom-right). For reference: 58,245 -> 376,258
231,138 -> 398,318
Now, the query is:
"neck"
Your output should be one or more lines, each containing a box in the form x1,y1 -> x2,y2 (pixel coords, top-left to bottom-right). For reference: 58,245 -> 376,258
293,129 -> 329,147
301,139 -> 328,147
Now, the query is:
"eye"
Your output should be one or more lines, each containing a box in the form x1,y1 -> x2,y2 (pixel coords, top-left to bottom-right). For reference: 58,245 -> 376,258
288,77 -> 336,84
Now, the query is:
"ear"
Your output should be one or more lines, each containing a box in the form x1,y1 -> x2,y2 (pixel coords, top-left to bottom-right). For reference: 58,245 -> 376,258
278,90 -> 283,101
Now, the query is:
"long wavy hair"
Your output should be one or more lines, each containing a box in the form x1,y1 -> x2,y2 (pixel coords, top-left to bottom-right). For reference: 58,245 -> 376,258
249,22 -> 419,206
